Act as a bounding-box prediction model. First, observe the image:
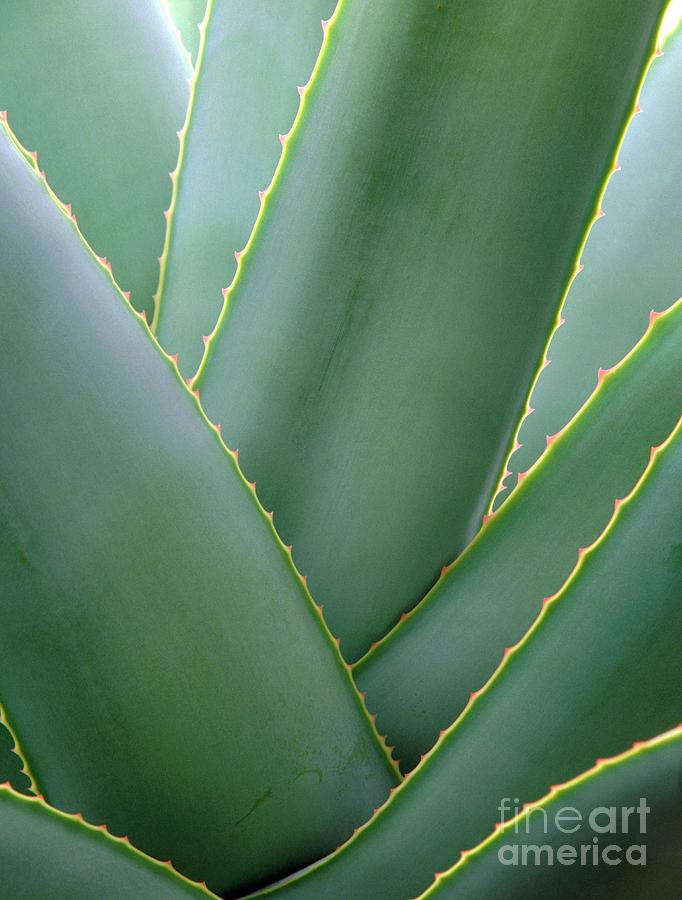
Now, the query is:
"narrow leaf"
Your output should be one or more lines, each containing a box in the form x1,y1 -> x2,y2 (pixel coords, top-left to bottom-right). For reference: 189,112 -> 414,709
154,0 -> 336,375
0,0 -> 189,317
502,23 -> 682,499
0,124 -> 396,897
196,0 -> 666,662
253,418 -> 682,899
355,299 -> 682,772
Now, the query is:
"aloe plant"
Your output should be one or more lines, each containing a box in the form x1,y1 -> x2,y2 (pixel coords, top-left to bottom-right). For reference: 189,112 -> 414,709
0,1 -> 679,898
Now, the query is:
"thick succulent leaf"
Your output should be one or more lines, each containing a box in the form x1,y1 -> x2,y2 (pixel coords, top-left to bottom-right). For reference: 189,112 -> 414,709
355,300 -> 682,772
422,727 -> 682,899
254,419 -> 682,899
0,0 -> 189,317
0,125 -> 396,896
501,23 -> 682,499
154,0 -> 336,375
165,0 -> 207,63
0,787 -> 212,899
196,0 -> 665,662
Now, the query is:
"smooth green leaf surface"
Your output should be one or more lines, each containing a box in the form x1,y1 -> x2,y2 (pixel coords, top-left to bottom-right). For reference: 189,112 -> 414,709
0,126 -> 396,897
423,728 -> 682,899
0,787 -> 212,899
502,24 -> 682,499
165,0 -> 207,63
154,0 -> 336,375
0,0 -> 189,317
197,0 -> 665,662
255,419 -> 682,899
355,300 -> 682,772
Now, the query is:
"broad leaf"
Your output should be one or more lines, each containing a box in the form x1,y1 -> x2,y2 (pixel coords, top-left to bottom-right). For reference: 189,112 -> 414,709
0,124 -> 396,897
154,0 -> 336,375
0,0 -> 189,317
422,728 -> 682,899
355,300 -> 682,771
502,23 -> 682,498
196,0 -> 666,661
253,418 -> 682,898
0,787 -> 212,898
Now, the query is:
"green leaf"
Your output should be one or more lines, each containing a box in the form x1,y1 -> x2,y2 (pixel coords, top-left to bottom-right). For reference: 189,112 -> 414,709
153,0 -> 337,375
0,123 -> 396,897
253,418 -> 682,899
195,0 -> 666,662
0,712 -> 32,796
355,299 -> 682,772
0,0 -> 189,318
501,23 -> 682,501
164,0 -> 207,63
421,727 -> 682,899
0,786 -> 212,898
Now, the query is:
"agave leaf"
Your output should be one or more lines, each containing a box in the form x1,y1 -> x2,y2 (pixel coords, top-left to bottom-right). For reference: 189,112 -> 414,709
0,124 -> 397,896
164,0 -> 207,63
195,0 -> 665,662
253,418 -> 682,899
355,299 -> 682,772
422,727 -> 682,899
0,786 -> 213,898
500,23 -> 682,501
0,0 -> 189,318
153,0 -> 336,375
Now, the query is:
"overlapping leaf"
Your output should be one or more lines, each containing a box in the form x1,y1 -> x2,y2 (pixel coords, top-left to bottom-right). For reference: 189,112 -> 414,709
0,0 -> 189,317
196,0 -> 665,661
253,418 -> 682,898
0,124 -> 396,897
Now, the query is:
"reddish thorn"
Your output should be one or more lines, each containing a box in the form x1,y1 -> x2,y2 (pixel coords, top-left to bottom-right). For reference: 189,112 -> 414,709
27,149 -> 38,163
596,207 -> 605,219
517,470 -> 528,485
654,45 -> 663,57
202,334 -> 210,346
278,133 -> 287,147
192,388 -> 200,401
139,309 -> 147,324
527,405 -> 535,415
558,315 -> 566,327
163,209 -> 170,219
503,646 -> 512,658
73,812 -> 84,821
321,17 -> 330,31
0,110 -> 7,122
541,357 -> 551,370
546,433 -> 557,448
542,596 -> 551,606
214,422 -> 221,435
649,308 -> 662,327
169,353 -> 178,365
635,102 -> 642,114
234,249 -> 242,262
483,512 -> 493,524
597,367 -> 607,382
577,263 -> 584,273
258,189 -> 266,201
301,574 -> 308,585
399,611 -> 408,621
512,439 -> 522,452
440,565 -> 448,577
122,290 -> 131,302
248,480 -> 256,491
221,287 -> 228,299
297,85 -> 304,96
577,546 -> 587,559
64,203 -> 72,216
469,689 -> 479,701
613,497 -> 622,512
613,160 -> 622,173
497,483 -> 508,494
